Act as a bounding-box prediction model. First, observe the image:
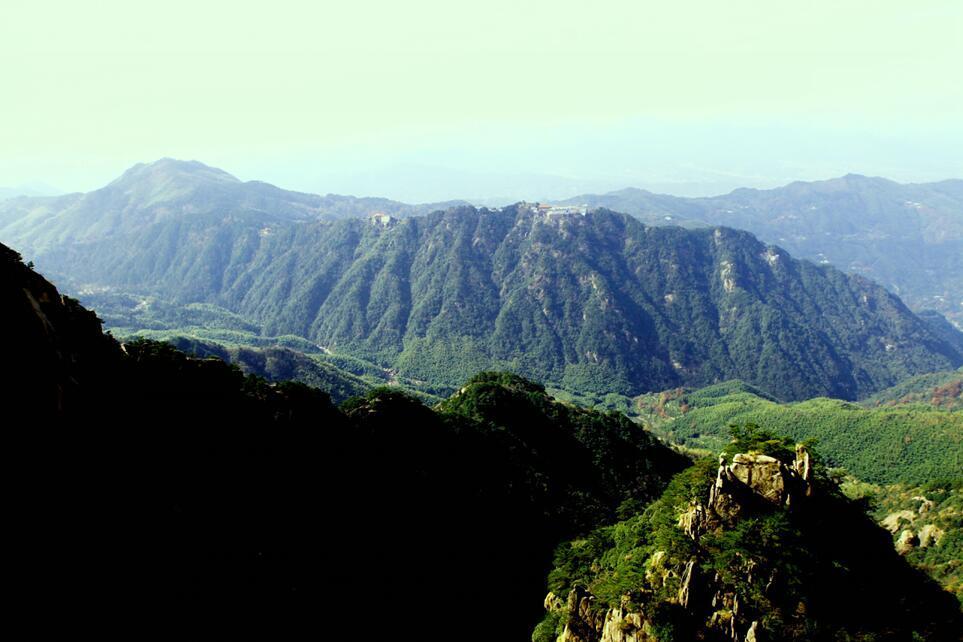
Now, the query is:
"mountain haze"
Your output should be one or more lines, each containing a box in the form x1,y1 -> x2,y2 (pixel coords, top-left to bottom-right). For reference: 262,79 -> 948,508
0,159 -> 466,254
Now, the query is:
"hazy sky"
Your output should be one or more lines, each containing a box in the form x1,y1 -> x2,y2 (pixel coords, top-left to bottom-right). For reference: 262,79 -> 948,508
2,1 -> 961,200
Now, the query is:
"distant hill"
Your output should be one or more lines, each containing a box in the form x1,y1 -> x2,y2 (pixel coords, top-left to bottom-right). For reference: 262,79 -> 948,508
860,368 -> 963,411
562,175 -> 963,325
626,380 -> 963,486
0,183 -> 61,200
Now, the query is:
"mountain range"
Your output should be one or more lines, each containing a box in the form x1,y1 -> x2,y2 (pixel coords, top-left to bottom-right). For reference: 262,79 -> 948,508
562,175 -> 963,325
4,161 -> 961,329
1,160 -> 961,402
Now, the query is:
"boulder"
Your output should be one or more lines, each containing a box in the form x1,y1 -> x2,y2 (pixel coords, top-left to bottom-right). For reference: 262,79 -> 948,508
730,453 -> 786,503
918,524 -> 945,548
895,529 -> 918,554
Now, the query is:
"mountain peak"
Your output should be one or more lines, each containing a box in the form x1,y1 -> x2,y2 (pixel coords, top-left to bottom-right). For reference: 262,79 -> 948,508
111,158 -> 240,188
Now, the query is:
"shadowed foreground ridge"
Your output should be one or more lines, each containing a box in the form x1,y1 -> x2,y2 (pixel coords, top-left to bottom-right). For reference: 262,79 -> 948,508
4,242 -> 687,639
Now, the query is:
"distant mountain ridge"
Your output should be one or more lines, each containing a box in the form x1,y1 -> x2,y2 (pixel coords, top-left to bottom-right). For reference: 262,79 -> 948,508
4,159 -> 959,326
0,158 -> 467,254
562,174 -> 963,325
9,191 -> 962,400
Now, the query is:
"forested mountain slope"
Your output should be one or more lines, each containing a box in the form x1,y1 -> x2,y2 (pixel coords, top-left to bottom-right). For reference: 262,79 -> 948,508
17,201 -> 962,401
564,175 -> 963,325
7,160 -> 960,327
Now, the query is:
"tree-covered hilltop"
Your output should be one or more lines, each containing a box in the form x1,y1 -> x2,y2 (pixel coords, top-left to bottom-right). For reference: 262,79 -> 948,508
616,380 -> 962,486
536,427 -> 963,642
12,200 -> 963,401
860,367 -> 963,411
4,242 -> 688,639
162,336 -> 372,404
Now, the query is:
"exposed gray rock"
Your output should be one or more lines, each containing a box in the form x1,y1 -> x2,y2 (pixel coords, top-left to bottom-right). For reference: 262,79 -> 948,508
598,601 -> 652,642
678,557 -> 698,608
919,524 -> 945,548
881,510 -> 916,533
896,529 -> 918,554
730,453 -> 786,503
546,446 -> 817,642
745,620 -> 760,642
912,495 -> 935,514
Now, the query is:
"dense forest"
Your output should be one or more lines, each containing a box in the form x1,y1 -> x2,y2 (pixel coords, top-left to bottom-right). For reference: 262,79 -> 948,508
583,380 -> 962,486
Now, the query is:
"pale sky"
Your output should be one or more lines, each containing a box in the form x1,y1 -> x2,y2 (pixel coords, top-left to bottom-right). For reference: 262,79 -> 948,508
2,1 -> 961,200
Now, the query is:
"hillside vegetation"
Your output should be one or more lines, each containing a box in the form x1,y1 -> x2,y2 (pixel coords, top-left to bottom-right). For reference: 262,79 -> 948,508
617,381 -> 963,486
861,368 -> 963,411
842,478 -> 963,607
6,241 -> 960,638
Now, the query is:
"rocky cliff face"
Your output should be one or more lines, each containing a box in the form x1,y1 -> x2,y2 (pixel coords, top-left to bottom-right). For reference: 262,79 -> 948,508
549,587 -> 654,642
545,446 -> 817,642
540,435 -> 963,641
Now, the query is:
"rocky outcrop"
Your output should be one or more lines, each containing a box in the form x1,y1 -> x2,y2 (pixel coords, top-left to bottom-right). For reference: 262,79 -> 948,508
677,557 -> 698,608
894,523 -> 945,554
896,529 -> 919,554
729,452 -> 787,504
918,524 -> 945,548
881,510 -> 916,533
549,590 -> 655,642
554,587 -> 606,642
548,447 -> 816,642
744,621 -> 760,642
598,603 -> 651,642
881,499 -> 946,556
681,446 -> 815,541
912,495 -> 935,514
